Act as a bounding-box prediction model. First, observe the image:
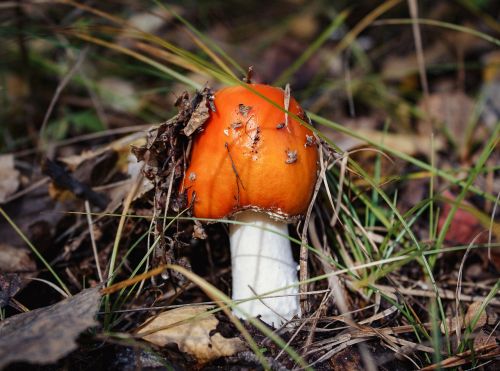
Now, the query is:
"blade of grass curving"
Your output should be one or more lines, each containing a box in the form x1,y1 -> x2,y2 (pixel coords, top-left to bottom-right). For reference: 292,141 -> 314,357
156,1 -> 245,77
310,112 -> 498,203
107,173 -> 144,286
456,0 -> 500,34
69,31 -> 201,89
58,1 -> 236,85
326,163 -> 391,228
373,18 -> 500,47
435,124 -> 500,249
331,145 -> 452,351
0,206 -> 71,296
169,265 -> 311,370
274,9 -> 349,85
104,263 -> 310,369
457,279 -> 500,353
109,209 -> 190,326
326,0 -> 403,63
429,134 -> 436,266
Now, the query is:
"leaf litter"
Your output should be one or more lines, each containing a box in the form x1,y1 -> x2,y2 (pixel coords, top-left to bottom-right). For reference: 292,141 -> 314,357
0,287 -> 101,369
0,1 -> 499,370
135,305 -> 246,364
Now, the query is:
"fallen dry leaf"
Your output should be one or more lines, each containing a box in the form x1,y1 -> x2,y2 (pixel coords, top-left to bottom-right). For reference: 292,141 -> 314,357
417,91 -> 474,150
441,302 -> 489,335
0,154 -> 20,204
0,243 -> 36,308
0,287 -> 101,368
0,273 -> 22,309
464,301 -> 487,331
182,87 -> 214,136
0,243 -> 36,274
136,305 -> 246,364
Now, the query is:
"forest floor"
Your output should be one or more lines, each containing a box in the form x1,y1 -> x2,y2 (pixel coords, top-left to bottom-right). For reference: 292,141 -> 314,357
0,1 -> 499,370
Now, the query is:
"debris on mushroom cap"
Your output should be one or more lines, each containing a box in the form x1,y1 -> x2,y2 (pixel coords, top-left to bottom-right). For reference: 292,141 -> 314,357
181,84 -> 319,221
285,149 -> 298,164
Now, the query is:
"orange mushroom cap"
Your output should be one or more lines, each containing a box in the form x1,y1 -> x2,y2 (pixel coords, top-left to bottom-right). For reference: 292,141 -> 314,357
182,84 -> 319,221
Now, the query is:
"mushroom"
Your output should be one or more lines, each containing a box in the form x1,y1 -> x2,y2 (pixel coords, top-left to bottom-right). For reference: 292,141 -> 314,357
182,84 -> 319,327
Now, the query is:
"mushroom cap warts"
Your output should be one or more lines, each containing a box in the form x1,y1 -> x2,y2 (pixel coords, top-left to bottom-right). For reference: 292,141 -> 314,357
182,84 -> 319,221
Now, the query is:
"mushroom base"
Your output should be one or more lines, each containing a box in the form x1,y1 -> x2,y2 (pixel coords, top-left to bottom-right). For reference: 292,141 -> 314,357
229,211 -> 301,327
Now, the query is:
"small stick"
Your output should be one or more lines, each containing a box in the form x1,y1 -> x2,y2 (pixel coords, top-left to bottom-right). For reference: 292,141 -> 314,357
85,200 -> 103,282
284,83 -> 291,132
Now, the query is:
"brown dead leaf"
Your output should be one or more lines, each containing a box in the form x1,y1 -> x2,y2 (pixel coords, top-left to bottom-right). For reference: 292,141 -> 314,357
0,244 -> 35,308
417,91 -> 474,149
182,87 -> 214,136
464,301 -> 487,331
441,302 -> 489,335
329,347 -> 362,371
473,329 -> 497,349
441,315 -> 464,335
0,243 -> 36,274
0,273 -> 22,309
0,287 -> 101,368
321,117 -> 444,154
136,305 -> 246,364
0,154 -> 20,204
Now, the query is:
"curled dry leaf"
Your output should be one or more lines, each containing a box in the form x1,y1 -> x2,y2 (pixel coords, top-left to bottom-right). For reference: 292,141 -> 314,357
417,91 -> 474,147
464,301 -> 487,331
0,154 -> 20,204
0,287 -> 101,368
0,273 -> 22,309
135,305 -> 246,364
440,302 -> 489,335
182,87 -> 214,137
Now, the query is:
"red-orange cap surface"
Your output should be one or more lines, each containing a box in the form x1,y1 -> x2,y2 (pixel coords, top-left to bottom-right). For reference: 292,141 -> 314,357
182,84 -> 319,220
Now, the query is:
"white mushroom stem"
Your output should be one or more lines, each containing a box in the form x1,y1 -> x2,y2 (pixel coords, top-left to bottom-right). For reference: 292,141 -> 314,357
229,210 -> 301,327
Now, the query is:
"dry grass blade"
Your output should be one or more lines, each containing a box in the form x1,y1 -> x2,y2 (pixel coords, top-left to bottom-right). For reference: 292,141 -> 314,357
84,200 -> 103,282
39,47 -> 88,153
101,264 -> 310,369
372,283 -> 500,306
420,343 -> 500,370
407,0 -> 430,114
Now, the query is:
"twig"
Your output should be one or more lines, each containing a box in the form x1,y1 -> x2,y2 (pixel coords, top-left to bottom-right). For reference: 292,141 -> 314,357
284,83 -> 291,132
299,142 -> 325,315
420,343 -> 499,370
408,0 -> 431,130
85,200 -> 103,282
39,47 -> 88,153
373,284 -> 500,306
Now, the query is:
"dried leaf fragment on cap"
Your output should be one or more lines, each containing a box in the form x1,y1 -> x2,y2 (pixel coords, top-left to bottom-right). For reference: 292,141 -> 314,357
183,87 -> 214,137
136,305 -> 245,364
